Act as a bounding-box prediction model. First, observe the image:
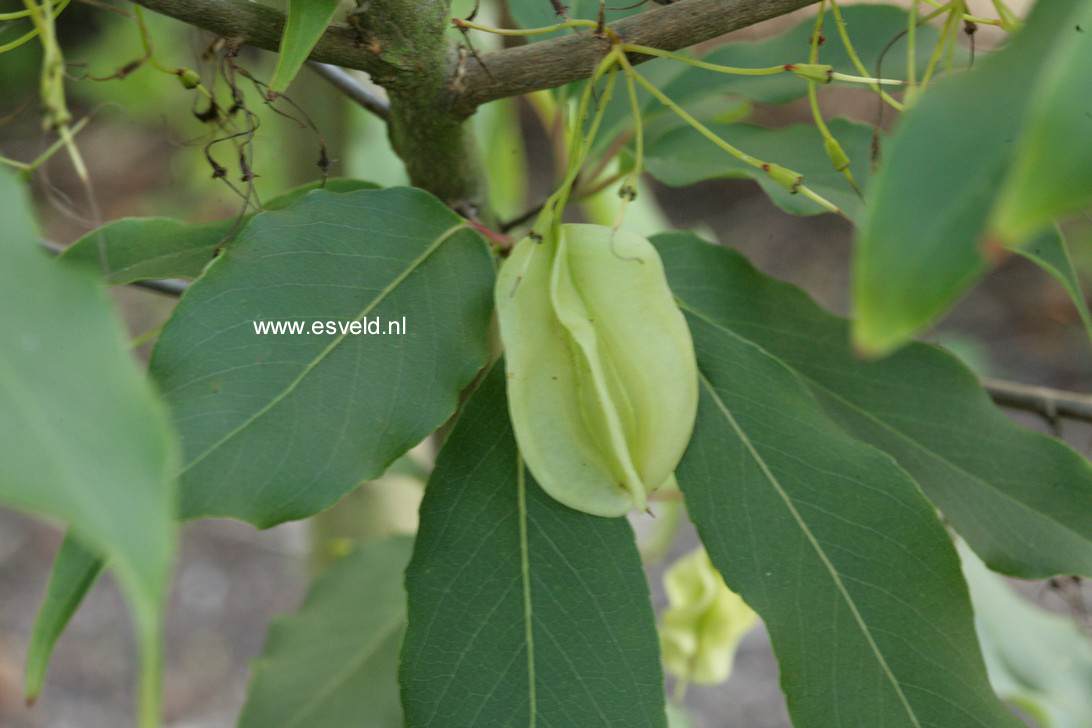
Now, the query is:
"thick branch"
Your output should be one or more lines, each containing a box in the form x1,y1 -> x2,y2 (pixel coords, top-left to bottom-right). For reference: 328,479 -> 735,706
451,0 -> 819,113
128,0 -> 397,81
128,0 -> 819,114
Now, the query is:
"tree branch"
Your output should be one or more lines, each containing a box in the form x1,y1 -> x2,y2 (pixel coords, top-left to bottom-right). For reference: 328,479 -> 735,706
127,0 -> 819,115
450,0 -> 820,113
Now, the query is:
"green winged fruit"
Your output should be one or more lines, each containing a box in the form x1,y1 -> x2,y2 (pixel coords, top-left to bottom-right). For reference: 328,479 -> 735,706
496,223 -> 698,517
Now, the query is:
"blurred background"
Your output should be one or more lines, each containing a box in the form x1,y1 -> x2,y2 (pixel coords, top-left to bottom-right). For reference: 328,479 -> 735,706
1,0 -> 1088,726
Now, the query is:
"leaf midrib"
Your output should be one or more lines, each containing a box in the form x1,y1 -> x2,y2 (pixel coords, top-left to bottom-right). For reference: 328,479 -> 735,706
695,369 -> 923,728
177,221 -> 467,477
679,301 -> 1090,548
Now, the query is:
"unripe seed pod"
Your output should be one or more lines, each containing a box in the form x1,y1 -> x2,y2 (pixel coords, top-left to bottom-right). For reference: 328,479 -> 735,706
496,223 -> 698,517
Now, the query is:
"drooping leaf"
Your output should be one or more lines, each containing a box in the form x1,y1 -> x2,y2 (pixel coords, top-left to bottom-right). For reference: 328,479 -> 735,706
238,537 -> 412,728
852,0 -> 1088,355
59,179 -> 377,283
660,4 -> 956,107
270,0 -> 342,94
0,168 -> 177,727
1016,227 -> 1092,348
25,535 -> 104,704
674,307 -> 1023,727
150,187 -> 494,526
401,364 -> 667,728
655,231 -> 1092,579
645,118 -> 873,219
960,542 -> 1092,728
991,5 -> 1092,244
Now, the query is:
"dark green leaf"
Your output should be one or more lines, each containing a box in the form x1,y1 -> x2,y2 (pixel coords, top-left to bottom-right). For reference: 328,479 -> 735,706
645,118 -> 873,219
960,542 -> 1092,728
238,537 -> 412,728
25,535 -> 104,704
852,0 -> 1087,355
655,231 -> 1092,579
270,0 -> 342,94
401,364 -> 667,728
0,168 -> 177,726
661,4 -> 956,107
151,187 -> 493,526
675,307 -> 1022,728
1016,227 -> 1092,347
59,179 -> 377,283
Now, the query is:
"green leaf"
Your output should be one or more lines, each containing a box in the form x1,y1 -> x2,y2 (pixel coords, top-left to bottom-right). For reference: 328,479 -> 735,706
645,118 -> 873,219
238,537 -> 412,728
960,542 -> 1092,728
853,0 -> 1088,355
59,179 -> 378,283
0,168 -> 177,727
674,308 -> 1022,727
991,4 -> 1092,244
270,0 -> 341,94
661,4 -> 955,107
151,187 -> 493,526
654,231 -> 1092,579
1016,227 -> 1092,348
24,535 -> 104,704
401,364 -> 667,728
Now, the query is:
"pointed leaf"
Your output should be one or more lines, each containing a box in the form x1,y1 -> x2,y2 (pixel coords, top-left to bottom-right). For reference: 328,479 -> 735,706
238,537 -> 412,728
645,118 -> 873,219
270,0 -> 341,94
150,187 -> 494,526
675,310 -> 1022,728
60,179 -> 377,283
853,0 -> 1088,355
401,364 -> 667,728
24,535 -> 104,704
0,168 -> 177,726
655,232 -> 1092,578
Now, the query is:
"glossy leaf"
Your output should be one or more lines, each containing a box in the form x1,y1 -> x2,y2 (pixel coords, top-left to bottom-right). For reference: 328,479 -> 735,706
60,179 -> 377,283
675,307 -> 1022,727
853,0 -> 1087,355
0,169 -> 177,726
24,535 -> 104,704
991,4 -> 1092,244
960,542 -> 1092,728
238,537 -> 412,728
270,0 -> 341,94
401,364 -> 667,728
661,4 -> 956,107
655,231 -> 1092,579
1016,227 -> 1092,347
645,118 -> 873,219
150,187 -> 494,526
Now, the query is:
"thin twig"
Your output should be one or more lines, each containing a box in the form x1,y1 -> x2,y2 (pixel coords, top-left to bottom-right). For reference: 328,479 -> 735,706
980,378 -> 1092,426
307,62 -> 390,120
39,239 -> 190,296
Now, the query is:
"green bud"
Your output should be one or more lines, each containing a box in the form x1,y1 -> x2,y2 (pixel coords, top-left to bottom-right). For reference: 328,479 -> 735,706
789,63 -> 834,83
659,547 -> 757,685
495,224 -> 698,517
177,68 -> 202,90
824,137 -> 851,172
765,163 -> 804,194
